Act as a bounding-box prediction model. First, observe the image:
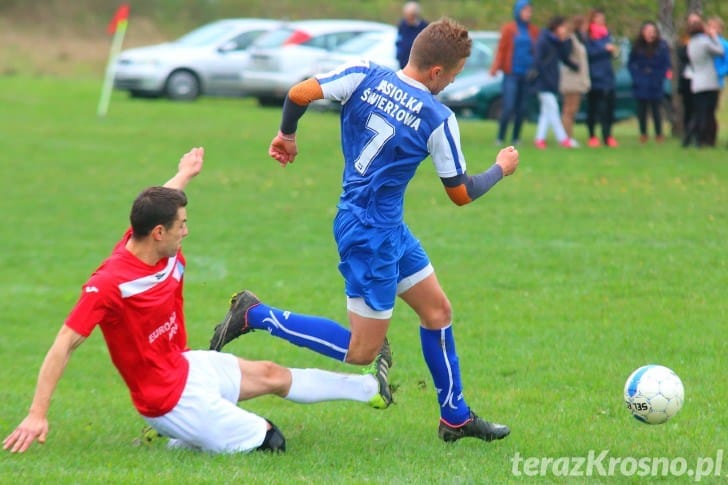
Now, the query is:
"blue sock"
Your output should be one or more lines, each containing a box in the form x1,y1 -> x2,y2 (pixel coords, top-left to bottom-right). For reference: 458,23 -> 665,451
247,303 -> 351,362
420,325 -> 471,425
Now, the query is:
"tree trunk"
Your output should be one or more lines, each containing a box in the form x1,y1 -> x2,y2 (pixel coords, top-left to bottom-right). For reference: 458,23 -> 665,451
658,0 -> 680,136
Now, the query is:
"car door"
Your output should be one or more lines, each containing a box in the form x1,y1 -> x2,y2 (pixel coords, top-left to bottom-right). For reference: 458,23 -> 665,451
206,29 -> 269,95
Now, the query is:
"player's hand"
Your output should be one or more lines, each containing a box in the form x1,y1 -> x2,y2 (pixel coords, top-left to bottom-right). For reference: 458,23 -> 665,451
178,147 -> 204,179
3,414 -> 49,453
496,146 -> 519,176
268,132 -> 298,167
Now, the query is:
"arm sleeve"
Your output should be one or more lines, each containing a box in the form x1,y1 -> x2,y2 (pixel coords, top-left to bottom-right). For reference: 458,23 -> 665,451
279,78 -> 324,135
427,113 -> 467,178
64,276 -> 116,337
559,40 -> 579,71
706,36 -> 725,56
490,24 -> 510,74
586,38 -> 612,61
316,59 -> 370,103
440,164 -> 504,206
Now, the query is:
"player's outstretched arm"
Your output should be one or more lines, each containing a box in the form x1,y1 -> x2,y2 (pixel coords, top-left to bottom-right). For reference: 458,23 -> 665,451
3,326 -> 86,453
163,147 -> 204,190
268,78 -> 324,167
441,146 -> 519,206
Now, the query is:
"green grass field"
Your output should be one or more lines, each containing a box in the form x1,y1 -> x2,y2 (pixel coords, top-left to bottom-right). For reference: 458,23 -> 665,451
0,76 -> 726,483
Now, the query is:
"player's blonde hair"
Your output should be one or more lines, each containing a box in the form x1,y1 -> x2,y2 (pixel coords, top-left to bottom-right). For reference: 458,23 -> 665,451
408,17 -> 472,71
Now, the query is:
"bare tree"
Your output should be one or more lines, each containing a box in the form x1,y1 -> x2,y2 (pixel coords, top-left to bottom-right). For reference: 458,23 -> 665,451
658,0 -> 681,135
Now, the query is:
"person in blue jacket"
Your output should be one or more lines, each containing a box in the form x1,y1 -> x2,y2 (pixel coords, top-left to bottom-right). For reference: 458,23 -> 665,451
533,16 -> 579,148
628,21 -> 672,143
585,9 -> 619,147
490,0 -> 539,146
395,2 -> 428,69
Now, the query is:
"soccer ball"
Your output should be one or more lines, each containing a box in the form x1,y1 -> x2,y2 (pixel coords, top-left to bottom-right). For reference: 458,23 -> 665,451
624,365 -> 684,424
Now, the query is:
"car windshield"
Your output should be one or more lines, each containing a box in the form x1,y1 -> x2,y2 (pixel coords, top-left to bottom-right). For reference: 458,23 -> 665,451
175,22 -> 239,47
465,37 -> 497,70
336,33 -> 387,54
464,45 -> 492,70
254,28 -> 295,48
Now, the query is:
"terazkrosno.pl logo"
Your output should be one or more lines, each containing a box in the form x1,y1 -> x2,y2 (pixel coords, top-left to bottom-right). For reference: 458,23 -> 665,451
511,449 -> 723,481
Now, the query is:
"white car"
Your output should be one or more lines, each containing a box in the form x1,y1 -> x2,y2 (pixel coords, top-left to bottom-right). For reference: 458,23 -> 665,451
241,19 -> 393,105
113,18 -> 280,100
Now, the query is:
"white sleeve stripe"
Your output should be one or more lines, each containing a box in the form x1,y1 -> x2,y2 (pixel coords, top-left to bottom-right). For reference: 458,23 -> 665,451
428,114 -> 467,178
443,117 -> 465,175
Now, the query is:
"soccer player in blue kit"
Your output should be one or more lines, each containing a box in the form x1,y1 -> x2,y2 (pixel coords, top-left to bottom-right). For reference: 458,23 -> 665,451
211,18 -> 520,442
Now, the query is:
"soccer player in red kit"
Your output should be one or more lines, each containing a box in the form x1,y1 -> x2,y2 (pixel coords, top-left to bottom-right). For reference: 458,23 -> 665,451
3,147 -> 391,454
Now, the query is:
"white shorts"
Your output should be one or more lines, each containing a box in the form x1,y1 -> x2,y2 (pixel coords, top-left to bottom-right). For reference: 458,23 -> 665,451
143,350 -> 268,453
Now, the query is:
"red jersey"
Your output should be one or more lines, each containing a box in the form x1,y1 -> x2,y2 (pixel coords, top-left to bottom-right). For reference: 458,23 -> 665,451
65,229 -> 189,417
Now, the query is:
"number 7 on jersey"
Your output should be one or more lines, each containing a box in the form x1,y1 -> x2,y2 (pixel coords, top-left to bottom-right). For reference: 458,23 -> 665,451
354,113 -> 395,175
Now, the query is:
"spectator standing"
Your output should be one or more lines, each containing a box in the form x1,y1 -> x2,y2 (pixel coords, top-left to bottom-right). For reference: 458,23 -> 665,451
490,0 -> 539,146
627,21 -> 672,143
395,1 -> 428,69
585,9 -> 619,148
534,16 -> 579,148
683,18 -> 724,147
560,15 -> 591,142
676,12 -> 703,138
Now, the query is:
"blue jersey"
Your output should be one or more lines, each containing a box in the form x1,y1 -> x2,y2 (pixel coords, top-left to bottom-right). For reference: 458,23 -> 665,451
316,61 -> 467,227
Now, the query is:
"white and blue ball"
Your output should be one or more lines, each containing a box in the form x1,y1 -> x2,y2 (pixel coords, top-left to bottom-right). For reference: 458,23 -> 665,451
624,365 -> 684,424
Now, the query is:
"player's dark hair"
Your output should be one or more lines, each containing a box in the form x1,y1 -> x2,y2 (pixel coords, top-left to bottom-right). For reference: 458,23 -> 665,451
409,17 -> 472,70
130,186 -> 187,239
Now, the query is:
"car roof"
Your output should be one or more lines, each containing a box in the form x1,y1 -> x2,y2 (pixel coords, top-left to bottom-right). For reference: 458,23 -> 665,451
204,18 -> 282,28
277,19 -> 392,34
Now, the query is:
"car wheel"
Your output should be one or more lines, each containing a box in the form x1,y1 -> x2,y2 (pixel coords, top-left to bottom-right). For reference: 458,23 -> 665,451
164,70 -> 200,101
487,97 -> 503,120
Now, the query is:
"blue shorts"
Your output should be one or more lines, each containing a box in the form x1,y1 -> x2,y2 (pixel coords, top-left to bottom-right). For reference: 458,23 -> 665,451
333,210 -> 431,311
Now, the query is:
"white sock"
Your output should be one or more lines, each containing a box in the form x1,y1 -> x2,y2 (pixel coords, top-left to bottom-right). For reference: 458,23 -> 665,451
285,368 -> 377,403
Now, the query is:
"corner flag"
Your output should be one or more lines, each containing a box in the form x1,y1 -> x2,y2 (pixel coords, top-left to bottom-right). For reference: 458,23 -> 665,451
98,4 -> 130,117
107,4 -> 130,34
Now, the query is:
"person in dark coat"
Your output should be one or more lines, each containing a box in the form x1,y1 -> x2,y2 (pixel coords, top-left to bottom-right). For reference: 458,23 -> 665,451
585,9 -> 619,147
628,21 -> 672,143
395,2 -> 428,69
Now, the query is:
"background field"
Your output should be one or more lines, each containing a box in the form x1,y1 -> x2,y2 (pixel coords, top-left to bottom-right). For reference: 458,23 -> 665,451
0,74 -> 725,483
3,0 -> 727,79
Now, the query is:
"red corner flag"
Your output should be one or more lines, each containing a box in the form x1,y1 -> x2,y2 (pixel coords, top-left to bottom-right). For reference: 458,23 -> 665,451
98,4 -> 130,117
107,4 -> 130,34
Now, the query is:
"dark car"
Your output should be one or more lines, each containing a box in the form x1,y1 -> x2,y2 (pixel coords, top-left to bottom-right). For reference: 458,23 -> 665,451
439,37 -> 672,122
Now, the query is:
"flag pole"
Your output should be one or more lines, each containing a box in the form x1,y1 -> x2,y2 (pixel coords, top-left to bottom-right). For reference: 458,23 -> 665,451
97,6 -> 129,118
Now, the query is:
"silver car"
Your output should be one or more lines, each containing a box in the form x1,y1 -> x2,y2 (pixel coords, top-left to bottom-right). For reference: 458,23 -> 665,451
314,28 -> 399,74
113,18 -> 280,100
241,19 -> 392,105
